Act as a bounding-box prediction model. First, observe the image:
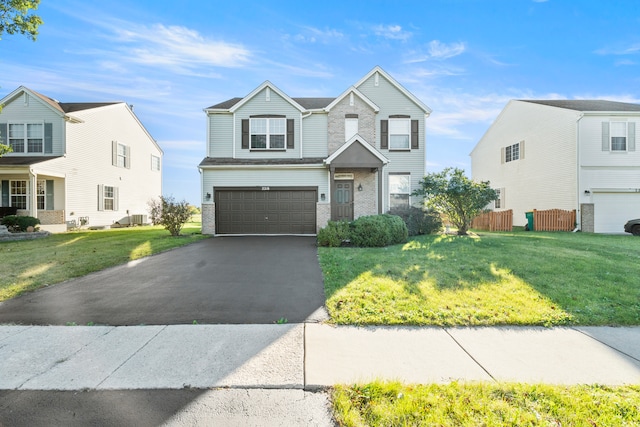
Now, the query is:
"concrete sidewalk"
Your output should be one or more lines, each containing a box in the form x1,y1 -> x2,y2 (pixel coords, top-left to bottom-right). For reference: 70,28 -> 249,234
1,324 -> 640,390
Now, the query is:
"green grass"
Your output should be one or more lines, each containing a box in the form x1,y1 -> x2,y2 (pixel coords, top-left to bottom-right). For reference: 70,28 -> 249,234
319,231 -> 640,326
0,222 -> 208,301
332,381 -> 640,427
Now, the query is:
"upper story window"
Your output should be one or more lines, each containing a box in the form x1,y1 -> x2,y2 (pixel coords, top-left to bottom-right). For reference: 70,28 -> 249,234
610,122 -> 627,151
112,141 -> 130,168
502,141 -> 524,163
389,119 -> 410,150
9,123 -> 43,153
151,154 -> 161,171
251,118 -> 285,149
345,116 -> 358,141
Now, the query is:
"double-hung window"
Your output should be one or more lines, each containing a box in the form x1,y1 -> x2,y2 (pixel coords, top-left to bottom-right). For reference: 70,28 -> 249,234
389,173 -> 411,209
250,118 -> 285,149
389,119 -> 410,150
112,141 -> 130,168
103,186 -> 115,210
10,180 -> 27,209
610,122 -> 627,151
8,123 -> 43,153
151,155 -> 161,171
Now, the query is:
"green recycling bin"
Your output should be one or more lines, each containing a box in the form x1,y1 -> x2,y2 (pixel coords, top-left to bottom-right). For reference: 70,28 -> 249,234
525,212 -> 534,231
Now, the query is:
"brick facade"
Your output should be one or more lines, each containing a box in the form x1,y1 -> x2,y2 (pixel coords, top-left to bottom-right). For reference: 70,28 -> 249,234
327,94 -> 376,155
580,203 -> 594,233
202,203 -> 215,235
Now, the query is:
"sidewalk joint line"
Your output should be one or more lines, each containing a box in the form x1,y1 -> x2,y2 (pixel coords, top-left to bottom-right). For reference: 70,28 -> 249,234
444,328 -> 497,383
95,325 -> 168,388
571,327 -> 640,364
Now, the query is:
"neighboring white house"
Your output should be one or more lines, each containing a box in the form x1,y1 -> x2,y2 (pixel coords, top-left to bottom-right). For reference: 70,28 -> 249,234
199,66 -> 432,235
0,86 -> 163,232
471,99 -> 640,233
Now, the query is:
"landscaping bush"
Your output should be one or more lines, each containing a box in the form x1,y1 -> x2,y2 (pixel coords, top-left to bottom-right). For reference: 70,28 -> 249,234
0,215 -> 40,232
317,220 -> 352,247
350,214 -> 408,247
388,206 -> 442,236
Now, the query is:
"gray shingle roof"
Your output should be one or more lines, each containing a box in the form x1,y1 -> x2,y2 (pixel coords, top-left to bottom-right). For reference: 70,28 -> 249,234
0,156 -> 62,166
521,99 -> 640,112
60,103 -> 120,113
207,97 -> 335,111
199,157 -> 326,167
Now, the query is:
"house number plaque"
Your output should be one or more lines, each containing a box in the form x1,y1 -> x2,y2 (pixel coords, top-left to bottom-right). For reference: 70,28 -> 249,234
261,187 -> 270,191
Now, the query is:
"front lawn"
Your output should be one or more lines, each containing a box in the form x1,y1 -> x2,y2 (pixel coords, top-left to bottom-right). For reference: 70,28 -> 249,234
319,231 -> 640,326
332,381 -> 640,427
0,223 -> 208,301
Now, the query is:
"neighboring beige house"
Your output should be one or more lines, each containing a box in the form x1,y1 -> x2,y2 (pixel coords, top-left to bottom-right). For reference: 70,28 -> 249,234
471,99 -> 640,233
199,66 -> 432,235
0,86 -> 163,232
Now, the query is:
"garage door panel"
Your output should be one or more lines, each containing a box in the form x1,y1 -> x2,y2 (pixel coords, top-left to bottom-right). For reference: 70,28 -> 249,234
593,193 -> 640,233
215,188 -> 316,234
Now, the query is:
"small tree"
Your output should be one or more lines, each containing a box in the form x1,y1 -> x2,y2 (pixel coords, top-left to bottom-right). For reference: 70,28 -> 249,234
147,196 -> 192,236
413,167 -> 497,235
0,0 -> 43,41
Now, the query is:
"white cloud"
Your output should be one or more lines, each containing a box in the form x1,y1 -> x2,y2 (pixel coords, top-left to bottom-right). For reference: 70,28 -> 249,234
428,40 -> 466,59
290,26 -> 344,44
373,24 -> 412,41
594,43 -> 640,55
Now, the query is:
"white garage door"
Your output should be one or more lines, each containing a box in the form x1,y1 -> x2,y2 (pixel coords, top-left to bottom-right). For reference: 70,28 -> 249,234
593,192 -> 640,233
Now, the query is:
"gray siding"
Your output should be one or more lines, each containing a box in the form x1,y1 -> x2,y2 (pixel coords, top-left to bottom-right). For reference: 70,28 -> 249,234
302,113 -> 328,158
208,113 -> 233,158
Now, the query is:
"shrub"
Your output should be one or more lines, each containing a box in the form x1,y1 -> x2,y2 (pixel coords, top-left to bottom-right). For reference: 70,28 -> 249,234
0,215 -> 40,232
350,214 -> 407,247
317,220 -> 351,247
388,206 -> 443,236
147,196 -> 192,236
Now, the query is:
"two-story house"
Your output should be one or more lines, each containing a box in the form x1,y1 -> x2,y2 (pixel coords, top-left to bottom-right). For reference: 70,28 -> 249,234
0,86 -> 163,232
471,99 -> 640,233
199,66 -> 432,235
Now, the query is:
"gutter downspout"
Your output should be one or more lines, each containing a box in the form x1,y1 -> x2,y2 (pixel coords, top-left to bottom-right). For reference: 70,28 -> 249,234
29,168 -> 37,219
576,112 -> 584,231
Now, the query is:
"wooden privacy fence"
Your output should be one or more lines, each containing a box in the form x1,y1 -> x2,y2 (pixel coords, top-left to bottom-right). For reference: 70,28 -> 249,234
472,210 -> 513,231
532,209 -> 576,231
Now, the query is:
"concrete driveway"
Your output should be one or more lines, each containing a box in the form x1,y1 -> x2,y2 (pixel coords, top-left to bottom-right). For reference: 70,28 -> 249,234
0,236 -> 328,326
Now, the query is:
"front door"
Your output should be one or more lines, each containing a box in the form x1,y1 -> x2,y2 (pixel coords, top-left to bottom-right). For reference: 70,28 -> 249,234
334,181 -> 353,222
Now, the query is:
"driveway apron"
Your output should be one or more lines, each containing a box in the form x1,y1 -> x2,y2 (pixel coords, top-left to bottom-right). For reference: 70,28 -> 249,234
0,236 -> 327,325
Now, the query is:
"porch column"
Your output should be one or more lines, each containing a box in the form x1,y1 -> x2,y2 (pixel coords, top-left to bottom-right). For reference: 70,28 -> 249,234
377,166 -> 383,214
29,170 -> 38,218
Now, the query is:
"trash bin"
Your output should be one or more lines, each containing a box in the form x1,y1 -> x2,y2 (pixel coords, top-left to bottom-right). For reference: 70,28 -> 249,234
525,211 -> 534,231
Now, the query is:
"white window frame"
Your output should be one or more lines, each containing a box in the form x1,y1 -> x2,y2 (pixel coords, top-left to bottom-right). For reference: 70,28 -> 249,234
610,121 -> 627,151
250,118 -> 286,150
494,188 -> 502,209
103,185 -> 115,211
8,122 -> 44,153
389,119 -> 411,150
151,154 -> 161,171
10,180 -> 28,209
505,142 -> 520,162
117,143 -> 127,168
36,180 -> 47,210
389,173 -> 411,209
345,118 -> 358,141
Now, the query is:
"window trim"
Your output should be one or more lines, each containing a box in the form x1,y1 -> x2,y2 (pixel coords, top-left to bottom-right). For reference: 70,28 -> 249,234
250,117 -> 287,150
388,118 -> 411,151
610,121 -> 627,152
503,141 -> 522,163
8,122 -> 44,154
388,173 -> 411,209
151,154 -> 161,171
112,141 -> 130,168
10,180 -> 28,209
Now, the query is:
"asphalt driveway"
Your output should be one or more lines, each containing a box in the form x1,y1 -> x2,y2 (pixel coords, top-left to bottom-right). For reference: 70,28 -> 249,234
0,236 -> 328,326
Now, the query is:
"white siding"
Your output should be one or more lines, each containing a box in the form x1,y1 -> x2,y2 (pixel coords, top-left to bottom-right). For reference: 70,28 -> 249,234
471,100 -> 578,226
45,103 -> 162,226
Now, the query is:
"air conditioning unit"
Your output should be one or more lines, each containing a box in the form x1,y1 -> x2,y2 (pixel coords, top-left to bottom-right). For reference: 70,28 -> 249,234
131,214 -> 148,225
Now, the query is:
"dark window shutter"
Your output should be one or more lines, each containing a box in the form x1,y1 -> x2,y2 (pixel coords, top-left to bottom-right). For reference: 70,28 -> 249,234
46,180 -> 54,210
287,119 -> 294,149
411,120 -> 419,149
1,180 -> 9,206
380,120 -> 388,149
44,123 -> 53,153
628,122 -> 636,151
0,123 -> 7,146
602,122 -> 610,151
241,119 -> 249,149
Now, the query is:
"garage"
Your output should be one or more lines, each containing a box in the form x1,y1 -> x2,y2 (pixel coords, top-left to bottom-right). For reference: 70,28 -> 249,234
593,192 -> 640,233
215,187 -> 317,234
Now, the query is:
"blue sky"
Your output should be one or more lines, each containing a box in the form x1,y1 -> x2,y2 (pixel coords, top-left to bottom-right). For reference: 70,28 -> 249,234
1,0 -> 639,204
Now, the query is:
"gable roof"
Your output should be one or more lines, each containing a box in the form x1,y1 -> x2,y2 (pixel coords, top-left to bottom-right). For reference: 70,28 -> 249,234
354,66 -> 432,115
325,134 -> 389,166
521,99 -> 640,112
228,81 -> 307,113
324,86 -> 379,112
